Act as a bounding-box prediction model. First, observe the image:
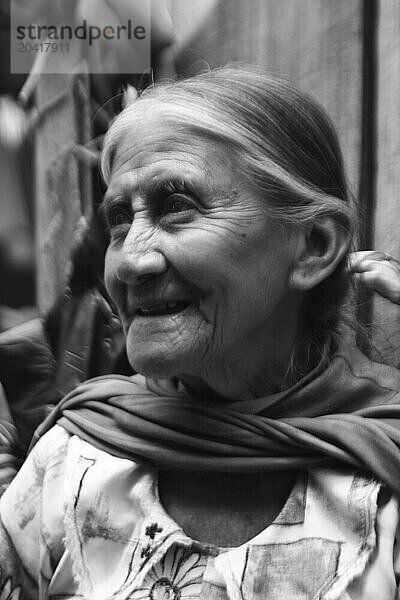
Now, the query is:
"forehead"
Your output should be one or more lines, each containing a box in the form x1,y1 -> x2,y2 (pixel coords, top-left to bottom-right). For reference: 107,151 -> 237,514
106,111 -> 237,191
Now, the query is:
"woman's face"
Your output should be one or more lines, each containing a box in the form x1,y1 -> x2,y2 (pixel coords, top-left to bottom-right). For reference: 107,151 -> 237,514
103,113 -> 302,398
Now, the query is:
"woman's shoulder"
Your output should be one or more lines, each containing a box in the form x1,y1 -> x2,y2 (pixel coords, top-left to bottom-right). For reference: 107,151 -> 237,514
33,421 -> 71,452
36,421 -> 149,474
1,420 -> 154,523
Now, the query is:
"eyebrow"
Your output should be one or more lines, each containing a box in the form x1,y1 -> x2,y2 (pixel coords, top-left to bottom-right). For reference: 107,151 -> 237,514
101,174 -> 202,212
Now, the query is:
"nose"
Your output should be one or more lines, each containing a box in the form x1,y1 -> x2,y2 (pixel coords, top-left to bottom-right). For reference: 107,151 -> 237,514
115,220 -> 168,284
116,249 -> 168,284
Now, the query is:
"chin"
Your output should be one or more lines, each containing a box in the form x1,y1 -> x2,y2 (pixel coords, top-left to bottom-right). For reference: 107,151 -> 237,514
126,344 -> 185,380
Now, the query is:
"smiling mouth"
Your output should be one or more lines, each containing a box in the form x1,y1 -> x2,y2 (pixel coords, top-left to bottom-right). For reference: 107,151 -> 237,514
136,300 -> 191,317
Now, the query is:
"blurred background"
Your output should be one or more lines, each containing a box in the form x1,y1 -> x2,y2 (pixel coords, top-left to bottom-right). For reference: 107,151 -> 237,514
0,0 -> 399,362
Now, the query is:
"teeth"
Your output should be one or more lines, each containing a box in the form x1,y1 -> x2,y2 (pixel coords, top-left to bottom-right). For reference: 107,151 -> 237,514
141,302 -> 175,313
166,301 -> 179,309
137,300 -> 189,316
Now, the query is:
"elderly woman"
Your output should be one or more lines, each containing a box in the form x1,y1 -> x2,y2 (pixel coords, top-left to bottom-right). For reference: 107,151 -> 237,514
1,65 -> 400,600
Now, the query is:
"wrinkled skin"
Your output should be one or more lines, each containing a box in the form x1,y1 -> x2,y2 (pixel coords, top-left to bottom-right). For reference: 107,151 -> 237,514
103,114 -> 304,401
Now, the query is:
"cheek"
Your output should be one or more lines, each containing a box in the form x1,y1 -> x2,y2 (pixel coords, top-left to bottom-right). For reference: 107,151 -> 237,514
170,231 -> 234,282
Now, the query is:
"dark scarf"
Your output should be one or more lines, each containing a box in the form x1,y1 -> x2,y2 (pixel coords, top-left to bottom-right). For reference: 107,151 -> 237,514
32,346 -> 400,491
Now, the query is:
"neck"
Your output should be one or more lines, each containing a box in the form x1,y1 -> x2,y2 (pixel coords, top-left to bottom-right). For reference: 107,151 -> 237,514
158,469 -> 297,546
181,320 -> 317,403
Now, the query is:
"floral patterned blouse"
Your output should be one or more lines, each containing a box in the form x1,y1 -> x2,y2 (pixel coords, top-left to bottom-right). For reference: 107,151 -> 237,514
0,424 -> 398,600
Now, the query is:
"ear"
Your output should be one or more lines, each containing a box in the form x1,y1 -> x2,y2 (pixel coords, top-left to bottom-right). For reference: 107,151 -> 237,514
289,217 -> 350,290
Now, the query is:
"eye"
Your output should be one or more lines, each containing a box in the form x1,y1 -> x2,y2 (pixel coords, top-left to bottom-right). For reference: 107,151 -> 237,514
106,205 -> 132,233
161,194 -> 194,216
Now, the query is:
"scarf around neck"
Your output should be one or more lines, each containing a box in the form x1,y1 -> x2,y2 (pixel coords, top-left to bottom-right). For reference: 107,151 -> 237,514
32,345 -> 400,492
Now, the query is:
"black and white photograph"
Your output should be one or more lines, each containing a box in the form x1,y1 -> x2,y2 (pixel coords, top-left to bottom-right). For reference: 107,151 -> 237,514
0,1 -> 400,598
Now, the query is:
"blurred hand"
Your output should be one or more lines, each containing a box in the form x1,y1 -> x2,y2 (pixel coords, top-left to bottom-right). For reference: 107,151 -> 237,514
348,250 -> 400,304
78,0 -> 176,107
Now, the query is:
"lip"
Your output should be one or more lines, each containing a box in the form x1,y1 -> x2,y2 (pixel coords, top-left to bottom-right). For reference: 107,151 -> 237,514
135,299 -> 191,317
124,293 -> 193,319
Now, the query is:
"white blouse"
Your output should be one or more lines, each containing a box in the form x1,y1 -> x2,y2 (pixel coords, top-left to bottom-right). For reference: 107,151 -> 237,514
0,424 -> 398,600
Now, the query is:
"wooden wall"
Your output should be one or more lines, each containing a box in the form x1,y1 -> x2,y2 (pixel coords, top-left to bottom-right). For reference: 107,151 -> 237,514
372,0 -> 400,364
169,0 -> 364,195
